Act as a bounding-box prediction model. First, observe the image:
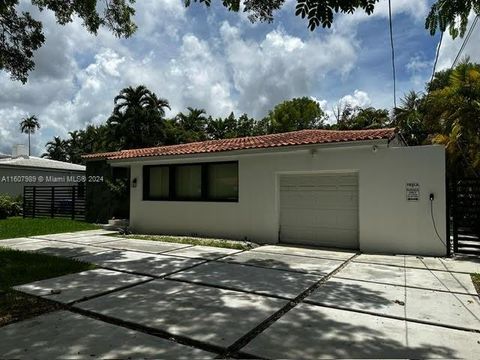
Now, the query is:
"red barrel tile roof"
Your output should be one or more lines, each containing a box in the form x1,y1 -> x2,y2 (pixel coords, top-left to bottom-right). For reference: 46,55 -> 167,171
82,128 -> 397,161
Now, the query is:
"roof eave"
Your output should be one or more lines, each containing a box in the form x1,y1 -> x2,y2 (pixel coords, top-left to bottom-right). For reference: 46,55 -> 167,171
104,138 -> 391,166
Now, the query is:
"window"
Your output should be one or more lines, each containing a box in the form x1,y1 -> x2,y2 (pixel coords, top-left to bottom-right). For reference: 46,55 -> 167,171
207,163 -> 238,200
175,165 -> 202,200
143,162 -> 238,202
145,166 -> 169,199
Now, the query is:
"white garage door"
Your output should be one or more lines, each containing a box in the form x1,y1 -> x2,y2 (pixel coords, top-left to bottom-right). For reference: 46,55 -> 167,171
279,173 -> 359,249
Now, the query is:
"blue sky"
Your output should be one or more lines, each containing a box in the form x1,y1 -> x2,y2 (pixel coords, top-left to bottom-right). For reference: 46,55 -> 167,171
0,0 -> 478,156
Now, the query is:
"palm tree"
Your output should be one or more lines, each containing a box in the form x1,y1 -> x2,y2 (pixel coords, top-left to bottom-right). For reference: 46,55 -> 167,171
66,130 -> 83,164
176,107 -> 207,132
108,85 -> 171,149
428,62 -> 480,176
393,91 -> 427,145
20,115 -> 40,156
42,137 -> 67,161
145,92 -> 171,117
175,107 -> 208,142
113,85 -> 151,114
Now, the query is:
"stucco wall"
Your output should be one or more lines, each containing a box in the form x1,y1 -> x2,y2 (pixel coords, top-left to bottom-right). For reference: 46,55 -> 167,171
127,144 -> 446,256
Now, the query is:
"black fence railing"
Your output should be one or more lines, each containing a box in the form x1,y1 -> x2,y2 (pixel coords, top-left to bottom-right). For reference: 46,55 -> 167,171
23,185 -> 85,220
450,178 -> 480,255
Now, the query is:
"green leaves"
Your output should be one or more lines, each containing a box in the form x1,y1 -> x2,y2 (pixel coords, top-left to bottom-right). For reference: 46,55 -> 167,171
1,1 -> 136,83
425,1 -> 480,39
20,115 -> 40,134
266,97 -> 327,132
0,1 -> 45,83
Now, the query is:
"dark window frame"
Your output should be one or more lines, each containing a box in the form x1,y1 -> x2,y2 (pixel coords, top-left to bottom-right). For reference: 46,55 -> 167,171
143,161 -> 239,202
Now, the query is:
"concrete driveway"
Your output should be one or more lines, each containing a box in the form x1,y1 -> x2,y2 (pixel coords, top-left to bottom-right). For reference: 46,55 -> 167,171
1,230 -> 479,359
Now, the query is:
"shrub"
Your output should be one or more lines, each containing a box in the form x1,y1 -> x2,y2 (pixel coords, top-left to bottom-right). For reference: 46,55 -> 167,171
0,195 -> 22,219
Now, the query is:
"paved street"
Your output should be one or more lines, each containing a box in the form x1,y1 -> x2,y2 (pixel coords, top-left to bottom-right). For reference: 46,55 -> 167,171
1,230 -> 479,358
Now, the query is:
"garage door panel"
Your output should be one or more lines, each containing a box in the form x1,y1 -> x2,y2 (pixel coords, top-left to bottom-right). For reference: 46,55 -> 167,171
280,209 -> 358,230
281,191 -> 358,210
280,174 -> 357,187
280,173 -> 359,249
281,225 -> 358,248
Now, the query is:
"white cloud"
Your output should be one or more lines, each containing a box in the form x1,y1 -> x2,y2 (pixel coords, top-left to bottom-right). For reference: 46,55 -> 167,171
436,12 -> 480,71
338,89 -> 371,108
316,90 -> 371,124
0,0 -> 446,157
220,22 -> 358,117
406,54 -> 431,87
335,0 -> 429,31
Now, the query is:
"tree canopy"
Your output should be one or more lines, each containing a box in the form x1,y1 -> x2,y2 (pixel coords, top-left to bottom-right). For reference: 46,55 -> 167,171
187,0 -> 480,34
2,1 -> 480,83
20,114 -> 40,156
265,97 -> 327,133
0,0 -> 136,83
42,59 -> 480,179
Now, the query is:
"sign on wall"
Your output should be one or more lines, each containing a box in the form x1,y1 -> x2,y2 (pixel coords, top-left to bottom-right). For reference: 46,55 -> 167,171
406,182 -> 420,201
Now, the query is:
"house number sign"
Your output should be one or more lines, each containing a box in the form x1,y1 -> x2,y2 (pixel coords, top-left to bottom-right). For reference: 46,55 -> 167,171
406,182 -> 420,201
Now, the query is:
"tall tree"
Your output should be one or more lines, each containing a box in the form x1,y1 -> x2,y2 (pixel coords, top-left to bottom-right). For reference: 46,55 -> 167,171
107,85 -> 170,149
42,136 -> 67,161
206,112 -> 242,140
175,107 -> 208,142
186,1 -> 480,35
426,62 -> 480,177
1,0 -> 136,83
19,115 -> 40,156
265,97 -> 327,133
65,130 -> 83,164
334,106 -> 390,130
393,91 -> 428,146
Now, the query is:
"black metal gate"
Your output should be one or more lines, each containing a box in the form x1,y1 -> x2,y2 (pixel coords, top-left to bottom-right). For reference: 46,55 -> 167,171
450,178 -> 480,255
23,185 -> 86,220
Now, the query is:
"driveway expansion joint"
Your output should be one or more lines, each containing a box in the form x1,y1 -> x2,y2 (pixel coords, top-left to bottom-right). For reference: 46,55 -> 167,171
163,277 -> 294,302
301,299 -> 480,334
222,252 -> 361,358
353,258 -> 475,274
333,275 -> 479,296
69,305 -> 224,356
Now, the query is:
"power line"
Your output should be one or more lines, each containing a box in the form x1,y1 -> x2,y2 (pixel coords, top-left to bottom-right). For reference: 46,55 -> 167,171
451,15 -> 479,69
430,31 -> 444,85
388,0 -> 397,109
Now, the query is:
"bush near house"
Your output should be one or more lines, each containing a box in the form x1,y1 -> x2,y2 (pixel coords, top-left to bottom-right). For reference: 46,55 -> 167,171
0,195 -> 22,220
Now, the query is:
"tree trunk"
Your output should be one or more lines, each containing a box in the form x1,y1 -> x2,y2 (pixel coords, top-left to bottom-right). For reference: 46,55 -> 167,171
28,132 -> 31,156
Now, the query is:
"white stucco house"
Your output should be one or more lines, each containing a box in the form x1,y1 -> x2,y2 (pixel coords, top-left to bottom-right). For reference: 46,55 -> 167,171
84,128 -> 447,256
0,145 -> 86,197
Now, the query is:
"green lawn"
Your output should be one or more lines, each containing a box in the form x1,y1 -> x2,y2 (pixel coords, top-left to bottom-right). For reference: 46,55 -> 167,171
472,273 -> 480,295
0,248 -> 94,327
121,234 -> 252,250
0,217 -> 98,240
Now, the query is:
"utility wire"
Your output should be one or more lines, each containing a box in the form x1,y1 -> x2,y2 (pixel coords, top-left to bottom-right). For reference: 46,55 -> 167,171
451,15 -> 479,69
430,31 -> 444,85
388,0 -> 397,109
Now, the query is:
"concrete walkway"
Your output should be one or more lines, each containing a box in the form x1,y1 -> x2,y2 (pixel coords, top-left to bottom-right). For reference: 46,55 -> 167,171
1,230 -> 479,359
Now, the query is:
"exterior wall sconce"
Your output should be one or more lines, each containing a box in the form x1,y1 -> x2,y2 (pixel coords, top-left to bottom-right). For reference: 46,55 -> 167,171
372,145 -> 378,153
132,178 -> 137,188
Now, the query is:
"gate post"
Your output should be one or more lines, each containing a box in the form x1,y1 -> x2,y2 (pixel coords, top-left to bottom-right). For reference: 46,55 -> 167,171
446,177 -> 451,257
51,187 -> 55,218
71,186 -> 76,220
32,187 -> 36,219
23,186 -> 26,219
452,178 -> 458,254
